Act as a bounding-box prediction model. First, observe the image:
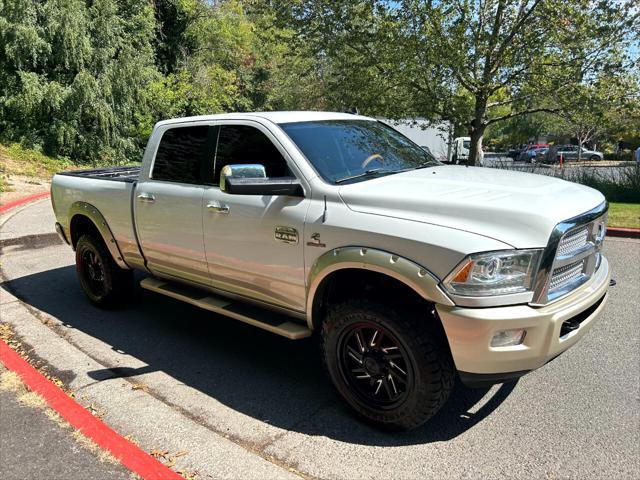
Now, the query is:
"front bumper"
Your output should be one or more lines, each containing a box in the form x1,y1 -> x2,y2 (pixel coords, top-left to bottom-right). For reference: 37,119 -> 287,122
437,256 -> 610,386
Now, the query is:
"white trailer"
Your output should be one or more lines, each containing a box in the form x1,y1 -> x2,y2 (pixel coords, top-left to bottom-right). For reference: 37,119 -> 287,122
380,119 -> 452,163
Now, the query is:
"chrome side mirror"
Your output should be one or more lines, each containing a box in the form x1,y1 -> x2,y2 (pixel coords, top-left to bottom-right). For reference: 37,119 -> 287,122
220,163 -> 303,196
220,164 -> 266,193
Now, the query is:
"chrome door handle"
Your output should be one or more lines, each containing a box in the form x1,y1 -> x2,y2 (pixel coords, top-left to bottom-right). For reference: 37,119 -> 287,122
137,193 -> 155,203
206,202 -> 229,214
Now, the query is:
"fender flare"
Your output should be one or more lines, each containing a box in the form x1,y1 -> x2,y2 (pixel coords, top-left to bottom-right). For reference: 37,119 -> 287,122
68,201 -> 130,270
306,247 -> 454,329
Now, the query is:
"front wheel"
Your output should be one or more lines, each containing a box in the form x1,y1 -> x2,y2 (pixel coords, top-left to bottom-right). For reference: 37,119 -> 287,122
320,300 -> 455,430
590,155 -> 601,161
76,234 -> 133,308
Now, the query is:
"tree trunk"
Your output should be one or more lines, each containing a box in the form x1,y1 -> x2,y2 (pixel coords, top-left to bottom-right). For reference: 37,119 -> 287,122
577,136 -> 583,162
468,125 -> 486,166
468,95 -> 487,166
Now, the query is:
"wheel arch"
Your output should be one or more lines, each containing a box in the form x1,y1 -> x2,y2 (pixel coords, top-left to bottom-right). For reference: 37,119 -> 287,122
68,202 -> 130,270
306,247 -> 454,330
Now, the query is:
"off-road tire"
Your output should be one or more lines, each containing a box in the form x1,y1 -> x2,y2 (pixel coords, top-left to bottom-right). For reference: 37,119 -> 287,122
320,300 -> 455,431
75,234 -> 133,308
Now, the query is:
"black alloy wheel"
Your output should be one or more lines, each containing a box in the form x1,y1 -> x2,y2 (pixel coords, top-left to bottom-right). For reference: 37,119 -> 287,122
80,249 -> 107,298
321,300 -> 455,430
75,234 -> 133,308
338,323 -> 413,409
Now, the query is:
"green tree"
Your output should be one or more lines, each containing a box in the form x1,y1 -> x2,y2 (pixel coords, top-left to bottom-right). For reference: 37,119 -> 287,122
0,0 -> 158,163
485,112 -> 555,149
138,0 -> 306,134
276,0 -> 639,165
553,73 -> 640,159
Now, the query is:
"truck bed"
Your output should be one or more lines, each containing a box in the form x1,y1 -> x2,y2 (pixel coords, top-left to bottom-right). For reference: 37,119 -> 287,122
57,165 -> 140,182
51,167 -> 141,269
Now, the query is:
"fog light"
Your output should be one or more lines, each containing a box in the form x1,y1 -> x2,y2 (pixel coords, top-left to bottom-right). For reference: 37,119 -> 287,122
491,329 -> 526,347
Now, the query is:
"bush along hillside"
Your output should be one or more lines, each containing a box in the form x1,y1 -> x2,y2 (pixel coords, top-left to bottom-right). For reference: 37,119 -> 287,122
0,0 -> 318,165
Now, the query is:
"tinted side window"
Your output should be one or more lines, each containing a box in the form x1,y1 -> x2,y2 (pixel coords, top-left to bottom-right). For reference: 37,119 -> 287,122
153,126 -> 210,184
214,125 -> 290,184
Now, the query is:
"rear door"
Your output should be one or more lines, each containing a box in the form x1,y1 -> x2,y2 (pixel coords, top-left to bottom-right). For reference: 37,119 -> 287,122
135,124 -> 216,285
201,122 -> 309,312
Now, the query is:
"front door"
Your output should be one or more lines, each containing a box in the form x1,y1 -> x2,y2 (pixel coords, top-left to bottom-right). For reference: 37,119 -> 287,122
564,145 -> 579,160
136,124 -> 215,285
202,123 -> 309,312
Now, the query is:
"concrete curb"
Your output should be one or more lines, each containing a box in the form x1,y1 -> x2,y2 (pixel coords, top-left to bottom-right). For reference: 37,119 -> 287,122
0,191 -> 50,214
606,227 -> 640,239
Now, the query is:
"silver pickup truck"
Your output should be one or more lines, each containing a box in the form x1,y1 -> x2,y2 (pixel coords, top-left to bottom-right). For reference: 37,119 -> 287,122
51,111 -> 610,430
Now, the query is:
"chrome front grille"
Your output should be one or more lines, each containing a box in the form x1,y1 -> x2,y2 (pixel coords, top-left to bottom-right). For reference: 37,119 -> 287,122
532,202 -> 608,305
556,227 -> 589,257
546,214 -> 606,302
549,260 -> 585,291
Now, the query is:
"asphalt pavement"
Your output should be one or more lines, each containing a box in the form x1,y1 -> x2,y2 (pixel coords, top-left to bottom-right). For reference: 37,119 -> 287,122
0,387 -> 131,480
1,199 -> 639,479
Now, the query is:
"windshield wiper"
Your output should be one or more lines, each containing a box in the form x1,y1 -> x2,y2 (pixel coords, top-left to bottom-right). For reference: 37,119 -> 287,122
334,162 -> 440,184
334,168 -> 391,184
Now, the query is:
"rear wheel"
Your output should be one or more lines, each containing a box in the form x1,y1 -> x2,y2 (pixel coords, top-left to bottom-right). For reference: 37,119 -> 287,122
76,234 -> 133,308
320,300 -> 455,430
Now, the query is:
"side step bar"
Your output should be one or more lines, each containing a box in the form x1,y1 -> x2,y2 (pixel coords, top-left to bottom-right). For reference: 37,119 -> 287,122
140,277 -> 312,340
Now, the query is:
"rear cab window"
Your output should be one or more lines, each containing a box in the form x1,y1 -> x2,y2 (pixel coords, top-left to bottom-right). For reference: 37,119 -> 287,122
152,126 -> 213,184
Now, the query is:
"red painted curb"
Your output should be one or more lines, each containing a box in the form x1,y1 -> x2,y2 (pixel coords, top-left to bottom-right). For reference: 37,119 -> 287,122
0,340 -> 183,480
606,227 -> 640,239
0,191 -> 50,214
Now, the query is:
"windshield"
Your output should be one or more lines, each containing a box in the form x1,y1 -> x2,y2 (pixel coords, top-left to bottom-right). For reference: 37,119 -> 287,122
280,120 -> 440,184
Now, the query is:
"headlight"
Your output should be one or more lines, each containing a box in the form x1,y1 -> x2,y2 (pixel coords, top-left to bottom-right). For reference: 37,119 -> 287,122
443,249 -> 542,297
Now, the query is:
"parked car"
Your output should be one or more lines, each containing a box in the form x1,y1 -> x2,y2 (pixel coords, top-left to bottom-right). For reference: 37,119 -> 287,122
556,145 -> 603,161
518,145 -> 548,163
51,111 -> 610,431
507,147 -> 523,160
534,147 -> 549,163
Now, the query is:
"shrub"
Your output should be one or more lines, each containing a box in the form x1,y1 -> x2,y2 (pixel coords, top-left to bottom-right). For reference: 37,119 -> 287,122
569,166 -> 640,203
487,162 -> 640,203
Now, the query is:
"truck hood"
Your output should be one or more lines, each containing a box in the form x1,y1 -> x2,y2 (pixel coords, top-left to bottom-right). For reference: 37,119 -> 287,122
338,165 -> 605,248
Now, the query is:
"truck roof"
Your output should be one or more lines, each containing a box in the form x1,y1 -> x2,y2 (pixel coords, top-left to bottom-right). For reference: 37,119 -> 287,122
154,111 -> 375,127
